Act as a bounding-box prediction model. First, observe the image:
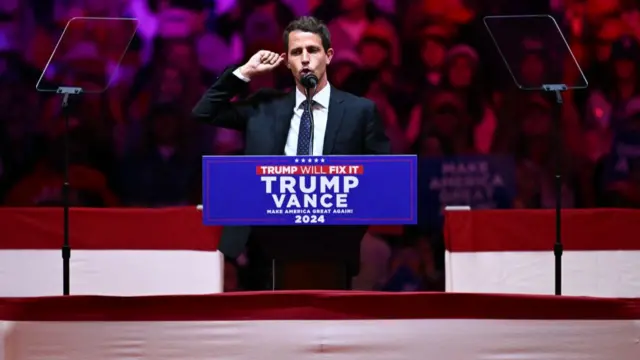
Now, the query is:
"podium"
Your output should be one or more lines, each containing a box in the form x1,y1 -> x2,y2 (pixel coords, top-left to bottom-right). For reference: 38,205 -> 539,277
201,155 -> 417,290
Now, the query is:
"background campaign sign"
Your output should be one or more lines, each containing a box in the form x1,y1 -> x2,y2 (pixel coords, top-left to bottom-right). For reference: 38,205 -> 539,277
202,155 -> 417,226
603,130 -> 640,184
417,154 -> 516,231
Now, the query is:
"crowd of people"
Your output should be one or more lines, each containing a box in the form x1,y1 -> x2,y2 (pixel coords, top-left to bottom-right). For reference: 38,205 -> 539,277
1,0 -> 640,291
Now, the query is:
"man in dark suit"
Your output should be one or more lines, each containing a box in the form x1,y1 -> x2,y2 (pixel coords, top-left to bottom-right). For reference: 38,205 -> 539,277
192,16 -> 390,290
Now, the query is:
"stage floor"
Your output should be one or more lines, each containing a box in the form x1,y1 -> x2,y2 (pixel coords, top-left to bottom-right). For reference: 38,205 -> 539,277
1,291 -> 639,360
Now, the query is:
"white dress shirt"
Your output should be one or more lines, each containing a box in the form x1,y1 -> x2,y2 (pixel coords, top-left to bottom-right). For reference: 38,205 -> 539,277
233,69 -> 330,156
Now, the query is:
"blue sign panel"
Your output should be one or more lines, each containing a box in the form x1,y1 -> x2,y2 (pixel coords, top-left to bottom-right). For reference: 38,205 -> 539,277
418,155 -> 516,230
604,130 -> 640,184
202,155 -> 417,226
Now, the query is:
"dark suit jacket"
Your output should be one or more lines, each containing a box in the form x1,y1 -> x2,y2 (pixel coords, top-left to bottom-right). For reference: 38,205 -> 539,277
192,67 -> 390,266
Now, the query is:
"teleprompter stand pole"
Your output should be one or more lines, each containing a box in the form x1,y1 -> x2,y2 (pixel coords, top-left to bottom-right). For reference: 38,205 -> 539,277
542,83 -> 566,296
57,86 -> 83,296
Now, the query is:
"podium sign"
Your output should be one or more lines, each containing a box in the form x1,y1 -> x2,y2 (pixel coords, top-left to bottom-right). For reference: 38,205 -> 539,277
202,155 -> 417,226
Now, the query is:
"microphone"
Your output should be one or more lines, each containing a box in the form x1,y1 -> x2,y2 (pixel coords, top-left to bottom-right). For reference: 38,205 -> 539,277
300,73 -> 318,89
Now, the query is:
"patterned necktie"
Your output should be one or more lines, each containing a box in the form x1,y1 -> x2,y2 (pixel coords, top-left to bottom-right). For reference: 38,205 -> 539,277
297,99 -> 314,155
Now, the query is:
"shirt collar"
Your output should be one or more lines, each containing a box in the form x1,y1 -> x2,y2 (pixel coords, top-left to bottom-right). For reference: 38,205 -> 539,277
295,83 -> 331,110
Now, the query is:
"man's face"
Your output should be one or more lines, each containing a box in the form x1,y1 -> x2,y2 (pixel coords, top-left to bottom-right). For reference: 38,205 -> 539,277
166,43 -> 192,70
358,40 -> 389,70
285,30 -> 333,86
614,59 -> 636,80
159,67 -> 184,101
420,38 -> 446,69
448,56 -> 473,89
520,53 -> 544,87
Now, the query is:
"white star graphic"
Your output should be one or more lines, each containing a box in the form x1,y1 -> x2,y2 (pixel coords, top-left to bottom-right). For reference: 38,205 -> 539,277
301,159 -> 306,163
314,158 -> 319,163
294,158 -> 299,163
320,158 -> 325,163
308,158 -> 313,163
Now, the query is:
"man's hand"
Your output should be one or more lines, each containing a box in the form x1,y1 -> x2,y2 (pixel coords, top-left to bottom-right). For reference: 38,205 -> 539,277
238,50 -> 285,80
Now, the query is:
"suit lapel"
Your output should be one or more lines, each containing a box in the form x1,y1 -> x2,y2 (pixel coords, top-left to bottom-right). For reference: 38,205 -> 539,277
272,91 -> 295,155
323,89 -> 345,155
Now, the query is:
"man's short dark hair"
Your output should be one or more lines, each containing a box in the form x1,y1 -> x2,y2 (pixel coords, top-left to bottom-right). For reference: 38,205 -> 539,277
283,16 -> 331,53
